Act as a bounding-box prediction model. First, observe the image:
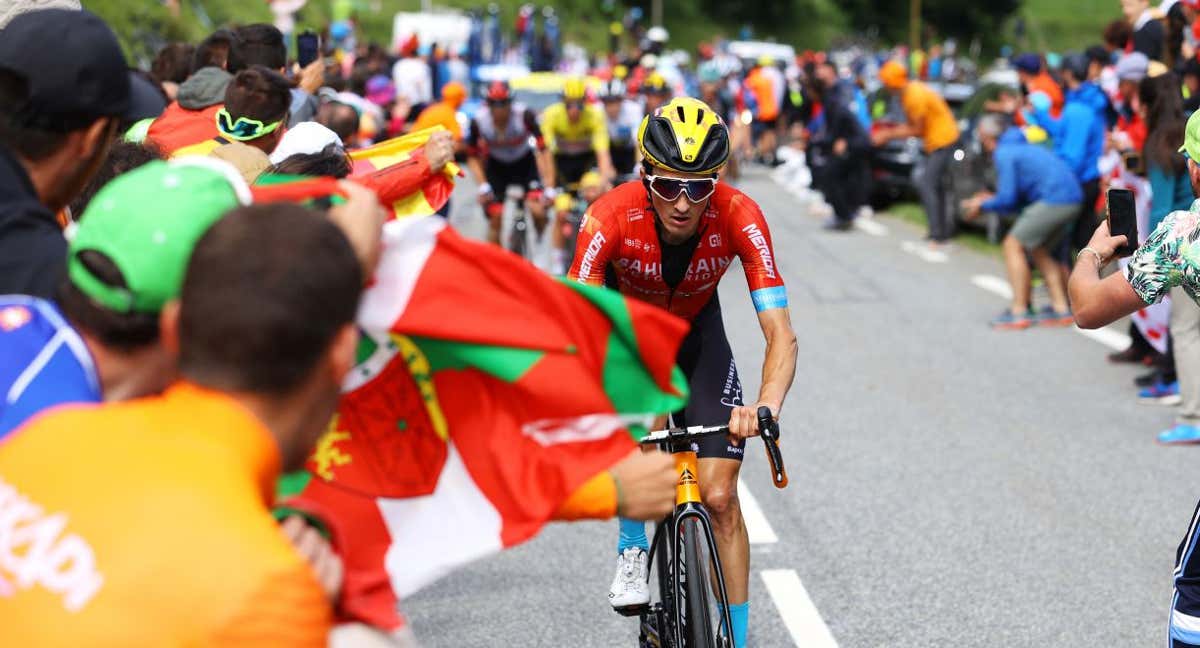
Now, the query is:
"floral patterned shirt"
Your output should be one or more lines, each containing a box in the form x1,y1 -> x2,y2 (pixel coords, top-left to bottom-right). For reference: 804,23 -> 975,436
1126,199 -> 1200,304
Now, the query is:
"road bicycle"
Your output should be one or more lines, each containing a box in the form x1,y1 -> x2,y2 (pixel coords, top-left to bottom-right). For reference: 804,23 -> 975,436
633,406 -> 788,648
498,184 -> 538,262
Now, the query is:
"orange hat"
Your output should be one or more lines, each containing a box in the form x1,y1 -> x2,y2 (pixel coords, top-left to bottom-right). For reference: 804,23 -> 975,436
442,81 -> 466,107
879,60 -> 908,89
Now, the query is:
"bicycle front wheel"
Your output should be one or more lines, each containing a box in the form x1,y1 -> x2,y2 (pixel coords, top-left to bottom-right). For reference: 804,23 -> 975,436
679,519 -> 717,648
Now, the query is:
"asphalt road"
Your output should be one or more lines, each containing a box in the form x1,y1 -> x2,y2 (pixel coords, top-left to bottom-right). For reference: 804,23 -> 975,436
402,167 -> 1198,647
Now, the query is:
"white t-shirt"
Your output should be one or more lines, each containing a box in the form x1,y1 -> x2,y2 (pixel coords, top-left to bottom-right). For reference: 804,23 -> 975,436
392,57 -> 432,105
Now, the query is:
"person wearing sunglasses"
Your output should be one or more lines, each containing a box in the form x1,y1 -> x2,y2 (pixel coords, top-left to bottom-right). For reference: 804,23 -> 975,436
173,66 -> 290,159
465,81 -> 553,246
540,77 -> 616,190
567,96 -> 797,648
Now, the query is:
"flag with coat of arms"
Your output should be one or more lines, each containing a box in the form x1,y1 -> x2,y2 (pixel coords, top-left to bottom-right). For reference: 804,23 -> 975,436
280,215 -> 690,632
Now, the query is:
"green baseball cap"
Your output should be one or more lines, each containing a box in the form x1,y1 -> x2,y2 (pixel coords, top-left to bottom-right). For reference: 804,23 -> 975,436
1180,110 -> 1200,162
68,158 -> 251,314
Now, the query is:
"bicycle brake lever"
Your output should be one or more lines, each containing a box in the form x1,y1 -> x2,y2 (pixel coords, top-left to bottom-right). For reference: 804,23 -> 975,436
756,406 -> 789,489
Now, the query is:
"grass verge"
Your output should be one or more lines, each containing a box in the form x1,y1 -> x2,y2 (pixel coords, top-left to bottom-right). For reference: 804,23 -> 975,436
882,202 -> 1001,258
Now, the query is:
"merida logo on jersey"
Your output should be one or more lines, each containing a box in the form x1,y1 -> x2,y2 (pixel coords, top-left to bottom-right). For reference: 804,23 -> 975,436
577,232 -> 606,281
741,223 -> 776,279
0,478 -> 103,612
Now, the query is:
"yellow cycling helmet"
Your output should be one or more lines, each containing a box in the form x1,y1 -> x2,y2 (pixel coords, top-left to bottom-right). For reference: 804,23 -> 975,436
579,170 -> 604,189
640,72 -> 671,96
562,77 -> 588,101
637,96 -> 730,175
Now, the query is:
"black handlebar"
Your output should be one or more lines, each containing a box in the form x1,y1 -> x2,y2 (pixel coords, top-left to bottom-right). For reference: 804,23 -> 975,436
756,406 -> 788,489
639,408 -> 789,489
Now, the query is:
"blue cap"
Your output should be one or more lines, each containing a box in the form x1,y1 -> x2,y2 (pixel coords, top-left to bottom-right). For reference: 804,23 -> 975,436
1012,53 -> 1042,74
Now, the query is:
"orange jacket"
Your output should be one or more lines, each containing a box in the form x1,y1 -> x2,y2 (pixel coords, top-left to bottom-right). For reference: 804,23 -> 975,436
745,68 -> 780,121
147,102 -> 223,156
0,383 -> 331,646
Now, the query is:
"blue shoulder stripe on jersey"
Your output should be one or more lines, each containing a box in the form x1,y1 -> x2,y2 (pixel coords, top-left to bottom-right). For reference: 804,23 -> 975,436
751,286 -> 788,312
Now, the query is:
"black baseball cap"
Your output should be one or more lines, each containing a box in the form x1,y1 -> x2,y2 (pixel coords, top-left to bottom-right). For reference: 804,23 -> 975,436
0,8 -> 135,131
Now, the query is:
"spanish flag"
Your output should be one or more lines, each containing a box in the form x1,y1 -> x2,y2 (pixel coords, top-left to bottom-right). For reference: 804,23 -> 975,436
349,126 -> 461,218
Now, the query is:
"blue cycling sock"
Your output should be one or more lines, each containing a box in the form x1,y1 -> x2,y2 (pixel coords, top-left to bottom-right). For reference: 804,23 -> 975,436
724,601 -> 749,648
617,517 -> 648,554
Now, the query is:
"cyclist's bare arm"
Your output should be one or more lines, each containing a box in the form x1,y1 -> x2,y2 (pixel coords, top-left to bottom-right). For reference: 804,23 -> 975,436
544,153 -> 558,190
522,109 -> 553,189
464,120 -> 488,187
466,156 -> 487,186
596,147 -> 616,184
535,148 -> 554,188
728,307 -> 796,441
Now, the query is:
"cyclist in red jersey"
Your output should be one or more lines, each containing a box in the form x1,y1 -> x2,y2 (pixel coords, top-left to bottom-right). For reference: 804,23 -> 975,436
568,96 -> 797,648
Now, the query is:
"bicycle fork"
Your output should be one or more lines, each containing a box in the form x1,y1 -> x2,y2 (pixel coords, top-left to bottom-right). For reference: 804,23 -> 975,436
670,450 -> 734,646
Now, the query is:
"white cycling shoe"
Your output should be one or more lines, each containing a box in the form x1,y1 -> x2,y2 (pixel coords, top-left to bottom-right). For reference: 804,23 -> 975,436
609,547 -> 650,613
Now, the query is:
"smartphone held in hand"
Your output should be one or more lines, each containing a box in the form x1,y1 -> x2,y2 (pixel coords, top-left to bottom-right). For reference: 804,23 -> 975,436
1106,188 -> 1137,258
297,31 -> 320,68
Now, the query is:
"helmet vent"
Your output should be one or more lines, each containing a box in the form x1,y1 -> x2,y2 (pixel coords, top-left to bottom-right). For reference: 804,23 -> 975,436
676,105 -> 686,121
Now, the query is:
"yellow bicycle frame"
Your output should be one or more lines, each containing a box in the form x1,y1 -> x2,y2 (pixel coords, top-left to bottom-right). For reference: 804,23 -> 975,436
674,450 -> 703,506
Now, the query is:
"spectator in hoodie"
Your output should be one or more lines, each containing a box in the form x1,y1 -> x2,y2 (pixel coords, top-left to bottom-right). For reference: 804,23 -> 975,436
962,115 -> 1083,329
173,66 -> 291,158
0,9 -> 135,298
1031,53 -> 1106,255
147,29 -> 242,155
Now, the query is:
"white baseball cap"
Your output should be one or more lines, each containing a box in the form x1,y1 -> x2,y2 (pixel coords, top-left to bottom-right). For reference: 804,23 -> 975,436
268,121 -> 345,166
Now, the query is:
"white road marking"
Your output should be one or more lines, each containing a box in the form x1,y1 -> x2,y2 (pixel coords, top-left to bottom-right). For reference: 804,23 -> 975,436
970,274 -> 1013,298
901,240 -> 949,263
762,569 -> 839,648
854,217 -> 888,236
737,480 -> 778,544
969,274 -> 1133,350
1073,325 -> 1133,351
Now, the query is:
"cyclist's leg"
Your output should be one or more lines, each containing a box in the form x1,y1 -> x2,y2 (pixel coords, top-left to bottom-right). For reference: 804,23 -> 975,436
685,295 -> 751,648
609,297 -> 702,610
518,151 -> 548,234
483,159 -> 511,244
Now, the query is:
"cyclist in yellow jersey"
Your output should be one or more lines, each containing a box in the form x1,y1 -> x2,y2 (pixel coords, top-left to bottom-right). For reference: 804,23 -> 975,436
541,78 -> 616,188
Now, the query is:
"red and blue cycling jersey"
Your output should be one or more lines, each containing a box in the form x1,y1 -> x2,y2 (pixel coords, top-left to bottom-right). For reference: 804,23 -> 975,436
567,181 -> 787,321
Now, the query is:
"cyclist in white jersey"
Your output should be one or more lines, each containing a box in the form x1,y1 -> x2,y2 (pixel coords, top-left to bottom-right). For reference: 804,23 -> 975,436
465,81 -> 553,245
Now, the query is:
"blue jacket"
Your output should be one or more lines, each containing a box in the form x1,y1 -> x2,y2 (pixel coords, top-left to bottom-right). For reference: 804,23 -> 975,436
1071,81 -> 1110,123
1031,84 -> 1104,183
981,128 -> 1084,213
